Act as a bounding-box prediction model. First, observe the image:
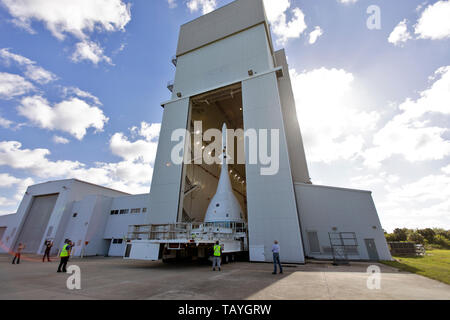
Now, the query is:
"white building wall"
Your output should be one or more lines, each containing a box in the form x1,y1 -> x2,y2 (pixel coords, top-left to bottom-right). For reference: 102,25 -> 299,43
5,180 -> 66,254
108,241 -> 126,257
104,194 -> 149,256
176,0 -> 268,56
2,179 -> 127,255
242,72 -> 305,263
104,194 -> 150,239
173,23 -> 274,99
84,196 -> 116,256
0,213 -> 19,254
275,49 -> 310,184
295,183 -> 392,261
63,195 -> 114,257
148,98 -> 190,224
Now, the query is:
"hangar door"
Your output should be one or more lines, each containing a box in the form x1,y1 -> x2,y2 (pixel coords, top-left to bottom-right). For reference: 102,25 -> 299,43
15,194 -> 59,253
0,227 -> 6,242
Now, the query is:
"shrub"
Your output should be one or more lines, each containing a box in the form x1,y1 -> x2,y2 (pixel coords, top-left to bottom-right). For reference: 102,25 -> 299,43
433,235 -> 450,249
393,228 -> 408,241
433,228 -> 450,241
407,232 -> 425,244
385,233 -> 398,242
417,228 -> 435,243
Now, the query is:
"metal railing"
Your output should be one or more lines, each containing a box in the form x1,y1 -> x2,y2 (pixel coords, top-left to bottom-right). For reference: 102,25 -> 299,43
127,222 -> 247,242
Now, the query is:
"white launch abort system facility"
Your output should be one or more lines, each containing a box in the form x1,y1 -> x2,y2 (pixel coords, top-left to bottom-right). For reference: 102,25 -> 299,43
124,0 -> 392,264
0,0 -> 392,264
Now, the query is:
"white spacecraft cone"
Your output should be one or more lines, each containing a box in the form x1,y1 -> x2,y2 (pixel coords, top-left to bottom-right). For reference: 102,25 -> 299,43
204,123 -> 245,224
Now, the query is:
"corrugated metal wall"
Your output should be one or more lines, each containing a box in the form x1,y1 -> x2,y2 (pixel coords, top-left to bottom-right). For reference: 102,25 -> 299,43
15,194 -> 58,253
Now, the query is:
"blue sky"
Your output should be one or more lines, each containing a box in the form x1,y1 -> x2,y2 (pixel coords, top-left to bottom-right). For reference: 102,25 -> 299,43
0,0 -> 449,231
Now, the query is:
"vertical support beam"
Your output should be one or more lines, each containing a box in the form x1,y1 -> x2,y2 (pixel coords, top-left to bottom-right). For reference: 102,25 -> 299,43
242,72 -> 305,263
275,49 -> 311,184
148,98 -> 190,224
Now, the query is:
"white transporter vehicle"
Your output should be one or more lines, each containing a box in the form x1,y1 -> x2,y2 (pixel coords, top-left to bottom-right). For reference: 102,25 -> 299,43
125,124 -> 248,263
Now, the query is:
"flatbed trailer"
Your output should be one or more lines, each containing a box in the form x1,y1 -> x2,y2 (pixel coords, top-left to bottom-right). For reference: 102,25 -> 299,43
124,222 -> 248,263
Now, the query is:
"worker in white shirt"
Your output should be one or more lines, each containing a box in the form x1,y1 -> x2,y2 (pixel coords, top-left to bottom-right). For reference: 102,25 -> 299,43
272,240 -> 283,274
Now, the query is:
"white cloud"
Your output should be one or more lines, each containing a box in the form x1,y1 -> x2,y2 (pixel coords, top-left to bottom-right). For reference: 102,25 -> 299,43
1,0 -> 131,65
167,0 -> 177,9
0,197 -> 16,207
388,19 -> 412,46
0,173 -> 21,187
263,0 -> 307,45
53,135 -> 69,144
0,121 -> 160,202
443,164 -> 450,174
308,26 -> 323,44
0,122 -> 160,193
187,0 -> 217,14
0,173 -> 33,206
363,66 -> 450,168
290,67 -> 379,163
71,40 -> 113,65
0,48 -> 31,65
0,72 -> 34,100
17,95 -> 109,140
415,0 -> 450,40
349,172 -> 400,190
378,171 -> 450,229
0,141 -> 82,177
0,48 -> 57,84
0,116 -> 13,128
110,122 -> 161,164
1,0 -> 131,40
338,0 -> 358,4
63,87 -> 102,106
110,133 -> 158,164
24,65 -> 57,84
132,122 -> 161,141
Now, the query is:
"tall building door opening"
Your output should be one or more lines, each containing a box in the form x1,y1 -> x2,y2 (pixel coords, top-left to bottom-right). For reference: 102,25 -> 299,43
179,83 -> 247,224
14,194 -> 59,253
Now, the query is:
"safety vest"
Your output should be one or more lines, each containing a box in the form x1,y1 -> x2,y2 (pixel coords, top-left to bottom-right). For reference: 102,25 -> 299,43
60,244 -> 69,257
213,245 -> 221,257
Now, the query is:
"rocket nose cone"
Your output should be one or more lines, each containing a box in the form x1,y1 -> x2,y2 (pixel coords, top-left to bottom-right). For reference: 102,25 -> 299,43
222,123 -> 227,153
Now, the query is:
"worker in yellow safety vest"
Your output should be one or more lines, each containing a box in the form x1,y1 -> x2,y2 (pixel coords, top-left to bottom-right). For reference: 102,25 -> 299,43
212,241 -> 222,271
57,239 -> 72,273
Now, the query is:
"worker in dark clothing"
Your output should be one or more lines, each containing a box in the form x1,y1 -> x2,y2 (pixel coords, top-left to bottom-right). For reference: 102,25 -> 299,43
42,240 -> 53,262
12,243 -> 25,264
57,240 -> 72,273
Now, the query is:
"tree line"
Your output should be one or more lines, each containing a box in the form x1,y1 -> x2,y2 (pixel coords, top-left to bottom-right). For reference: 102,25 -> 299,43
384,228 -> 450,249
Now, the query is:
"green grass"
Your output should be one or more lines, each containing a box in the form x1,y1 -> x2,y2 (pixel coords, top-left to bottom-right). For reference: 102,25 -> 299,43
381,249 -> 450,285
